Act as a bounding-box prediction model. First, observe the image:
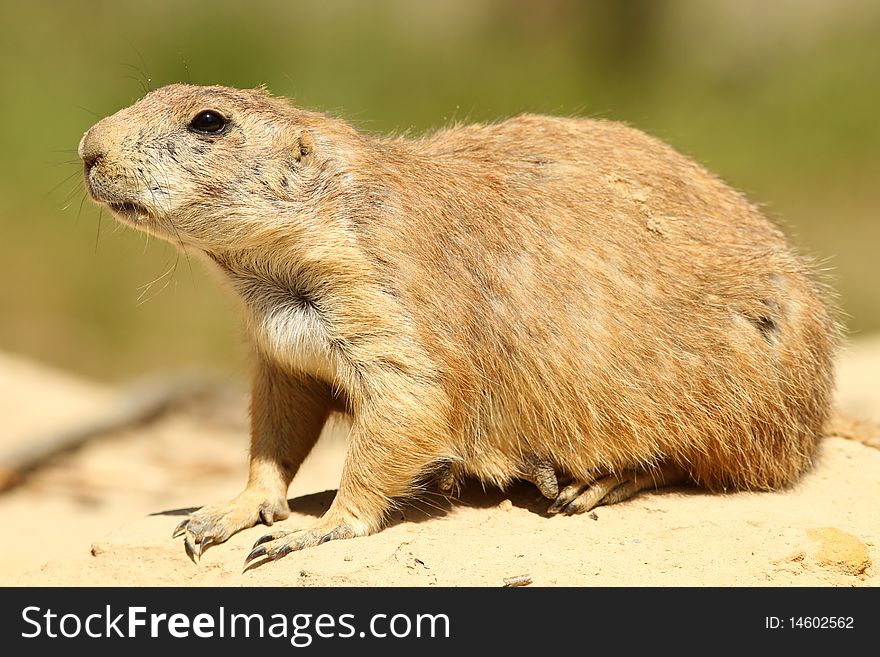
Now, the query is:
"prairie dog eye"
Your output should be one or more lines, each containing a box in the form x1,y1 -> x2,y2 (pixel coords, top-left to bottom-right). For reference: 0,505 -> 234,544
189,110 -> 227,134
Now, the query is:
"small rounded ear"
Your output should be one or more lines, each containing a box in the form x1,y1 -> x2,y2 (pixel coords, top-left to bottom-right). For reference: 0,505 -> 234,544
294,129 -> 314,163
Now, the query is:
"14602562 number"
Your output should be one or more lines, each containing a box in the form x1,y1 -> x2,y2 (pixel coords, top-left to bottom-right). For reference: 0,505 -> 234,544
790,617 -> 854,629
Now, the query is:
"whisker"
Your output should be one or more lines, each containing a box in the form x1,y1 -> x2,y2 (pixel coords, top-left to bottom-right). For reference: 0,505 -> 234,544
46,168 -> 83,197
62,186 -> 87,213
120,73 -> 148,96
75,188 -> 88,226
120,62 -> 150,91
74,105 -> 101,119
167,213 -> 196,288
144,160 -> 197,292
132,46 -> 153,91
95,208 -> 104,254
142,226 -> 152,254
136,257 -> 178,304
61,178 -> 87,206
179,52 -> 192,84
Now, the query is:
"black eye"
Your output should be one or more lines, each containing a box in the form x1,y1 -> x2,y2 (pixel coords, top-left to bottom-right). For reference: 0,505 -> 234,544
189,110 -> 227,134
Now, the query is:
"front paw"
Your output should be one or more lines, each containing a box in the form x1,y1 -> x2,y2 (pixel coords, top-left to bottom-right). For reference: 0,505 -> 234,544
243,520 -> 362,569
172,494 -> 290,560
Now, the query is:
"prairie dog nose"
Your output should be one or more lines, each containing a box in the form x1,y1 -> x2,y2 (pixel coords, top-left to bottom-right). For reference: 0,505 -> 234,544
78,128 -> 103,170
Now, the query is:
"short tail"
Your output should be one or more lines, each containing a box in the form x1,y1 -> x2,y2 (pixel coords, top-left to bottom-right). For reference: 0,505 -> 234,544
824,411 -> 880,450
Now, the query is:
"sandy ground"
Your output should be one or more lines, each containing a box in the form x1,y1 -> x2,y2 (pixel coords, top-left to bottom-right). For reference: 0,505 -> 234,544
0,338 -> 877,587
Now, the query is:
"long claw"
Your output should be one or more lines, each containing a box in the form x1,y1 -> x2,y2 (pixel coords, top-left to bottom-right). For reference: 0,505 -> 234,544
184,536 -> 198,563
172,519 -> 188,539
274,544 -> 293,560
252,531 -> 290,548
244,545 -> 268,565
253,534 -> 276,548
200,536 -> 216,554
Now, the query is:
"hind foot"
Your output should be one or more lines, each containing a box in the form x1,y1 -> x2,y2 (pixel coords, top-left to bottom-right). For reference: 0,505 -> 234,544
547,464 -> 687,515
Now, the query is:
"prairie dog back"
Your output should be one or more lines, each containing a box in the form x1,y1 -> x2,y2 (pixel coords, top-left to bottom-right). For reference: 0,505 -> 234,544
363,114 -> 836,492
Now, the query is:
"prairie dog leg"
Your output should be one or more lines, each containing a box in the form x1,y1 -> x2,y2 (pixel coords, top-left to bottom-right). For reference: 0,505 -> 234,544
174,360 -> 332,558
519,455 -> 560,499
547,463 -> 687,515
245,394 -> 448,567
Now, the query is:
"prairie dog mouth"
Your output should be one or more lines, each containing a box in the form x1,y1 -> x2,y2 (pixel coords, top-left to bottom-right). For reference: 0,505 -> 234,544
107,200 -> 150,222
83,179 -> 148,224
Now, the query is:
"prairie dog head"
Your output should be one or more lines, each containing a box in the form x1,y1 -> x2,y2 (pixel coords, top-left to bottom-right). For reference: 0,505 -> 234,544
79,84 -> 323,251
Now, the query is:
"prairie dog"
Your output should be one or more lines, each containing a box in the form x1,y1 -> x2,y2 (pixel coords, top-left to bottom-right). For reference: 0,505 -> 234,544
79,84 -> 837,565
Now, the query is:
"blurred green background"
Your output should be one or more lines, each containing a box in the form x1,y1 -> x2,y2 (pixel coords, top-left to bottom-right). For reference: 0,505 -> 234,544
1,0 -> 878,382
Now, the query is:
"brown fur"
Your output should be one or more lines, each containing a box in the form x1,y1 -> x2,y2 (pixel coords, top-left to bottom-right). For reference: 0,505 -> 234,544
79,84 -> 838,562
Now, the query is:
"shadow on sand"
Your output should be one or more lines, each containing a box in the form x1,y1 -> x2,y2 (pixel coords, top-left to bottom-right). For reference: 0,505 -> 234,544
151,478 -> 559,527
